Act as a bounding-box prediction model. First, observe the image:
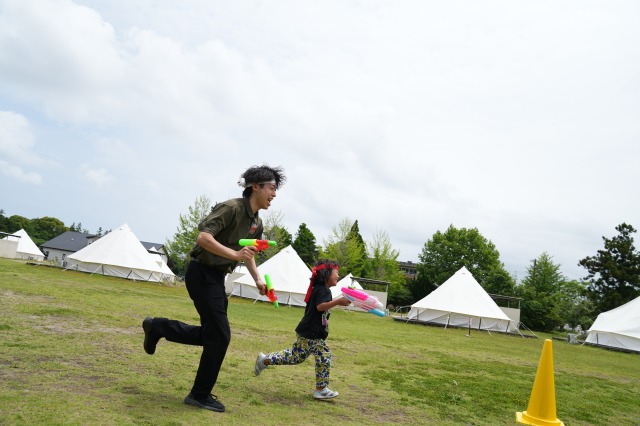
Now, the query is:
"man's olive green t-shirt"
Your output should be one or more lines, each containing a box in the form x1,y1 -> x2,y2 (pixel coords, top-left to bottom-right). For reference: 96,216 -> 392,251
190,197 -> 263,273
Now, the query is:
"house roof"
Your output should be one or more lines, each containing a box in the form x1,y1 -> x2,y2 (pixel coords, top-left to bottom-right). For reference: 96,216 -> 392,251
40,231 -> 97,252
140,241 -> 165,251
41,232 -> 165,254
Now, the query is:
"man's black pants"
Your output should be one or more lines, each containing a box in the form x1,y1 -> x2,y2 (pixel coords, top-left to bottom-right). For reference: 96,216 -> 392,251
153,260 -> 230,399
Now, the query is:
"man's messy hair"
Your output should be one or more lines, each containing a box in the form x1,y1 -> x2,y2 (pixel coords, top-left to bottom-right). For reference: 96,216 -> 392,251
240,165 -> 286,197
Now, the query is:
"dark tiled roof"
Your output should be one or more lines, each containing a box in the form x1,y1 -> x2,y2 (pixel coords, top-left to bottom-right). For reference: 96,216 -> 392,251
140,241 -> 165,251
40,231 -> 96,251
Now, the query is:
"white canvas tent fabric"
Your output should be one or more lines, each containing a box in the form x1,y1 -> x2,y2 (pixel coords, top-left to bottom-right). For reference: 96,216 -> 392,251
67,223 -> 175,282
586,296 -> 640,353
225,264 -> 248,295
231,246 -> 311,306
5,229 -> 45,261
150,253 -> 175,281
406,266 -> 512,332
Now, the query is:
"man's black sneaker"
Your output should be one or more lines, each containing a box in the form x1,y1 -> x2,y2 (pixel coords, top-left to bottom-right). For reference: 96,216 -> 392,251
142,317 -> 160,355
183,393 -> 225,412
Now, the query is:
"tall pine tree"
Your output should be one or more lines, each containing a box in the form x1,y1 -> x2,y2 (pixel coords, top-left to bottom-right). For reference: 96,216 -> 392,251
292,223 -> 318,266
579,223 -> 640,314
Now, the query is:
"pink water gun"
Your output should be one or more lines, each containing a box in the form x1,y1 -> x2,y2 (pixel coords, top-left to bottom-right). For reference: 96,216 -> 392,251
341,287 -> 385,317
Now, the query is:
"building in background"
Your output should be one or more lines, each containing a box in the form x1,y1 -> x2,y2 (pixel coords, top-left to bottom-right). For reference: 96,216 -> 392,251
398,260 -> 417,279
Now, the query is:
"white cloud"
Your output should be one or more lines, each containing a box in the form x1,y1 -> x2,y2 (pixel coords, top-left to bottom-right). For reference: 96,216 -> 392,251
0,1 -> 638,281
0,0 -> 125,122
80,164 -> 114,186
0,110 -> 45,184
0,111 -> 36,161
0,160 -> 42,184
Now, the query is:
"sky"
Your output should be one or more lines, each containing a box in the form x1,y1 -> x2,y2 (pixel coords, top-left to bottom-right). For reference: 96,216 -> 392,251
1,0 -> 639,282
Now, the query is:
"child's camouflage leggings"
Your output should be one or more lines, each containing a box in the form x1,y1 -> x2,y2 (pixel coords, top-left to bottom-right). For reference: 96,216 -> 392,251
265,334 -> 332,388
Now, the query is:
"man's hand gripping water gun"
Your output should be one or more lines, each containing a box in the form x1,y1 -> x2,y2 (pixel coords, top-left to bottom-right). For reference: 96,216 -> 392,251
264,274 -> 279,308
239,239 -> 277,252
341,287 -> 385,317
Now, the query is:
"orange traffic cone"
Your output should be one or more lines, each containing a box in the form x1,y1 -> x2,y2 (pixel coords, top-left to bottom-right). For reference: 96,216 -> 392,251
516,339 -> 565,425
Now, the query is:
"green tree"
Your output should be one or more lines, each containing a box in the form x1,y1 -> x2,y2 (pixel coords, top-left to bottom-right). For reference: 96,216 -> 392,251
69,222 -> 90,233
417,225 -> 514,296
292,223 -> 318,266
259,224 -> 292,265
165,195 -> 212,276
407,275 -> 437,305
578,223 -> 640,314
0,209 -> 9,233
322,218 -> 367,277
516,253 -> 567,332
556,280 -> 594,331
7,215 -> 31,234
258,210 -> 291,265
484,268 -> 516,296
347,220 -> 367,275
365,230 -> 412,307
30,217 -> 67,245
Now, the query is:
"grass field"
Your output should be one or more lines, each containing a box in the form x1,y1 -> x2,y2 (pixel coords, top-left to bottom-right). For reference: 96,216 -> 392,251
1,258 -> 639,425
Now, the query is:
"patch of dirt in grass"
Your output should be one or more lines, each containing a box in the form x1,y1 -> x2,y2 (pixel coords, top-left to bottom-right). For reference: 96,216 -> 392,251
33,320 -> 138,335
264,393 -> 306,407
1,289 -> 54,304
344,384 -> 414,423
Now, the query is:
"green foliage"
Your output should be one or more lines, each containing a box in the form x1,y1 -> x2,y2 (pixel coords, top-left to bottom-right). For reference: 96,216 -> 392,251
30,217 -> 67,246
68,222 -> 88,233
417,225 -> 514,298
0,210 -> 110,245
364,230 -> 411,307
347,220 -> 367,275
0,213 -> 68,245
6,214 -> 31,234
322,218 -> 367,276
0,209 -> 9,233
515,253 -> 592,332
407,275 -> 437,304
258,224 -> 292,265
578,223 -> 640,314
292,223 -> 318,267
258,210 -> 292,265
556,280 -> 594,330
484,267 -> 516,296
164,195 -> 212,276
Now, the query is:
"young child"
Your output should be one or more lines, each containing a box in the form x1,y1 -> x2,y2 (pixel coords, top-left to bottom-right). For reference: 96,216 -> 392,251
254,260 -> 351,399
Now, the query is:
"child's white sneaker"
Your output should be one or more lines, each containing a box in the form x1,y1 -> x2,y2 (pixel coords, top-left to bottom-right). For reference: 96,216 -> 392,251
254,352 -> 268,376
313,387 -> 339,400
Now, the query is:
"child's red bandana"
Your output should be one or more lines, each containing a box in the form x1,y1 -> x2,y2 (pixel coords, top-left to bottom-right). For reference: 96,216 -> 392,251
304,264 -> 339,303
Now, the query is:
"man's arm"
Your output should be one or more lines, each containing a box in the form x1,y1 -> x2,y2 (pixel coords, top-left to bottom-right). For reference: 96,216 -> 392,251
196,232 -> 266,295
196,232 -> 253,261
245,256 -> 267,296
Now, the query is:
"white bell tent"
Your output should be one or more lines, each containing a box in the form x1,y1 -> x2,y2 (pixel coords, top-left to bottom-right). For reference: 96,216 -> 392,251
4,229 -> 45,261
66,223 -> 175,282
225,263 -> 248,295
586,296 -> 640,353
231,246 -> 311,306
405,266 -> 512,332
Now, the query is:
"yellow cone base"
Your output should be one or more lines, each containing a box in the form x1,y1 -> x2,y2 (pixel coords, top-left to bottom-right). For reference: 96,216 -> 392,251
515,339 -> 564,426
516,411 -> 564,426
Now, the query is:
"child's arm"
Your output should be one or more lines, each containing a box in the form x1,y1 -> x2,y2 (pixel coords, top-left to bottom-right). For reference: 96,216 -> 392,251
317,297 -> 350,312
